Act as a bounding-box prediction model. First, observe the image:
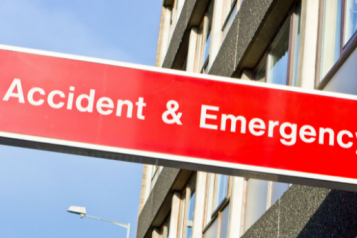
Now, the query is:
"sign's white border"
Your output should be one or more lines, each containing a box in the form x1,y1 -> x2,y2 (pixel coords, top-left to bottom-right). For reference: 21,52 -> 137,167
0,44 -> 356,186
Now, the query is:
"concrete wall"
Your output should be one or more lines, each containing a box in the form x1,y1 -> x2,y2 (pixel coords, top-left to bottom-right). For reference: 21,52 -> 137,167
242,185 -> 357,237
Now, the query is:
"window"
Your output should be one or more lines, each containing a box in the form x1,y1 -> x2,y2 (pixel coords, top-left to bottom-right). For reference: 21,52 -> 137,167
203,31 -> 211,70
186,190 -> 196,238
151,165 -> 158,177
202,1 -> 214,72
194,0 -> 214,73
267,19 -> 291,85
317,0 -> 357,83
344,0 -> 357,45
272,182 -> 290,205
178,174 -> 197,238
222,0 -> 240,40
318,0 -> 342,81
168,0 -> 184,44
150,165 -> 160,189
202,174 -> 230,238
203,218 -> 218,238
253,1 -> 301,86
219,203 -> 230,238
215,175 -> 229,209
223,0 -> 236,21
254,55 -> 267,82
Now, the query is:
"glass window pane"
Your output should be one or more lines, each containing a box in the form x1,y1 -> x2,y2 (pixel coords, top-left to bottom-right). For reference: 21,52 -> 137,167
185,191 -> 195,238
203,32 -> 211,65
165,215 -> 170,238
220,204 -> 230,238
166,227 -> 170,238
344,0 -> 357,45
255,56 -> 267,82
320,0 -> 342,81
203,218 -> 218,238
272,182 -> 290,205
188,191 -> 195,221
215,175 -> 229,209
186,227 -> 192,238
292,2 -> 301,87
267,18 -> 290,85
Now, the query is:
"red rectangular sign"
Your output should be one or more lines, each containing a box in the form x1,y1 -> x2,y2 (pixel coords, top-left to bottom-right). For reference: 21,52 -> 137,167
1,45 -> 357,190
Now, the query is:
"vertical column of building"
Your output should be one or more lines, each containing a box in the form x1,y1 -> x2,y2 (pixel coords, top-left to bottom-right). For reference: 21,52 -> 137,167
169,191 -> 181,238
138,165 -> 149,214
227,177 -> 245,238
186,28 -> 198,72
158,6 -> 173,67
297,0 -> 319,89
191,172 -> 207,238
243,179 -> 269,231
207,0 -> 224,72
144,165 -> 153,201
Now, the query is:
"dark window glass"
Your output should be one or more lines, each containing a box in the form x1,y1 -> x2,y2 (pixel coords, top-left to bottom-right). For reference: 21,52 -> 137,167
255,56 -> 267,82
267,19 -> 291,85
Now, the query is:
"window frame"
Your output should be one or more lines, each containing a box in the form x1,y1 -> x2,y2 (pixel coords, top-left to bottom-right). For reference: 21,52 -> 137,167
177,173 -> 197,238
151,165 -> 159,179
150,165 -> 160,189
194,0 -> 214,73
253,0 -> 301,87
222,0 -> 238,30
202,174 -> 232,238
221,0 -> 242,43
315,0 -> 357,88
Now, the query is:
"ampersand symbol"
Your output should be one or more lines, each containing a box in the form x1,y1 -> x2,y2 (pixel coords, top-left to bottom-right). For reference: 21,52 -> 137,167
162,100 -> 182,125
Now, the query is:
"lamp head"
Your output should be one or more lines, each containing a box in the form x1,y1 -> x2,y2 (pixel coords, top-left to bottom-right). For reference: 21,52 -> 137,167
67,206 -> 86,217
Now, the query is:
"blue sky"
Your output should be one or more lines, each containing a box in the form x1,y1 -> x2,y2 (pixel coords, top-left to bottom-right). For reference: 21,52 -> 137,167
0,0 -> 162,237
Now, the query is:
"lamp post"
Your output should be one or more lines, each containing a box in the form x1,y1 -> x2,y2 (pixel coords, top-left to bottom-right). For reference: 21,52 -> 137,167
68,206 -> 130,238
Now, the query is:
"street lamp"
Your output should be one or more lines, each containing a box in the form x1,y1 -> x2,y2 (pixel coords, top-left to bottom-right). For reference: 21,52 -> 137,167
67,206 -> 130,238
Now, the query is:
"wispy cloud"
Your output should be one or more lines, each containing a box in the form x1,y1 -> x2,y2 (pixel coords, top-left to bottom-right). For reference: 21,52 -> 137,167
0,0 -> 136,62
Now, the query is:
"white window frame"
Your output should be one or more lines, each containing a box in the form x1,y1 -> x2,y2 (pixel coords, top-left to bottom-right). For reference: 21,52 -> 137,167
202,173 -> 232,238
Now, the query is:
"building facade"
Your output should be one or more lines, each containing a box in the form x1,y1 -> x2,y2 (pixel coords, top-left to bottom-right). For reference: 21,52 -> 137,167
136,0 -> 357,237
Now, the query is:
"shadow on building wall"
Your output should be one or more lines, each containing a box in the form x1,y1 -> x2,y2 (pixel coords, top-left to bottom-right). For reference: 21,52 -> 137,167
297,190 -> 357,237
